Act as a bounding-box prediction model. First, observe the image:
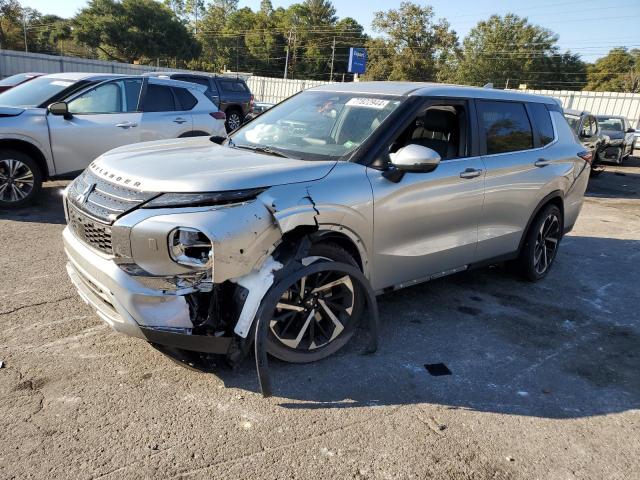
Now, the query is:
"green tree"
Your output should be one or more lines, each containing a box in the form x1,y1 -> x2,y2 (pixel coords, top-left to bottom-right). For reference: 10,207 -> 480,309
0,0 -> 26,51
586,47 -> 639,93
454,14 -> 586,89
364,2 -> 459,82
74,0 -> 200,64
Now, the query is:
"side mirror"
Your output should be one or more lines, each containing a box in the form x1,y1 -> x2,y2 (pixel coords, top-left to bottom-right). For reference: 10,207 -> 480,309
391,144 -> 441,172
626,128 -> 636,133
209,135 -> 227,145
48,101 -> 71,119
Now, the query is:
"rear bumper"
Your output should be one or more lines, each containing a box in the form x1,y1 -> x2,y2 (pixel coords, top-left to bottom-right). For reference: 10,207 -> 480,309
63,227 -> 234,354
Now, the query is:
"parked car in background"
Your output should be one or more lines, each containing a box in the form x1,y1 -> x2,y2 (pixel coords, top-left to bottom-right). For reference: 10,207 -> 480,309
0,72 -> 44,93
595,115 -> 635,164
144,72 -> 253,132
563,109 -> 607,174
62,82 -> 591,367
0,73 -> 225,208
634,122 -> 639,151
244,102 -> 275,122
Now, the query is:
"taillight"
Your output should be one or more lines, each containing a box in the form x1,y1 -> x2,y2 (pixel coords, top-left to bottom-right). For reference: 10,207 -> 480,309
577,150 -> 593,164
210,111 -> 226,120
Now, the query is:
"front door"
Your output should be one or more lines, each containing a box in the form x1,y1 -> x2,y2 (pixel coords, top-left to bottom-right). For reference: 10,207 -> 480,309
368,99 -> 485,291
47,78 -> 143,175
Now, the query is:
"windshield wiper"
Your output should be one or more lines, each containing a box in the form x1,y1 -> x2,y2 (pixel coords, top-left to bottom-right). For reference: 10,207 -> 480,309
233,143 -> 290,158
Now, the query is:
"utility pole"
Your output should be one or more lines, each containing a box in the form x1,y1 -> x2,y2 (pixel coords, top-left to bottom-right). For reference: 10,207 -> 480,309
284,30 -> 292,79
236,35 -> 239,73
22,13 -> 28,52
329,37 -> 335,81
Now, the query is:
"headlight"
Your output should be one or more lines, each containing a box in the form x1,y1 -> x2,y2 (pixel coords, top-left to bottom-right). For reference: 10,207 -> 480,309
168,227 -> 213,269
143,189 -> 265,209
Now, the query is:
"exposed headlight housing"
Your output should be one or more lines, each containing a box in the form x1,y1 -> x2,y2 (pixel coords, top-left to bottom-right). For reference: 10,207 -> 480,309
168,227 -> 213,269
143,189 -> 265,209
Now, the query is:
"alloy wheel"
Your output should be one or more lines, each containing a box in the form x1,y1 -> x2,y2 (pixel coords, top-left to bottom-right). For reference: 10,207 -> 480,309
0,159 -> 35,204
227,112 -> 242,131
270,266 -> 355,351
533,212 -> 560,275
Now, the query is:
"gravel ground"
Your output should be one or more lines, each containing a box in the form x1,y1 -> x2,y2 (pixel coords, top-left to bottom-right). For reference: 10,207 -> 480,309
1,155 -> 639,479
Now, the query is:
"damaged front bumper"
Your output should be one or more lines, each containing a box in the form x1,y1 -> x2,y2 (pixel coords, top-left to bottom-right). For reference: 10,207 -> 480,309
64,226 -> 236,355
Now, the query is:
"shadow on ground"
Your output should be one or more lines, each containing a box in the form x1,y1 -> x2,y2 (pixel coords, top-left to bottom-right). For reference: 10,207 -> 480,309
165,234 -> 640,420
586,153 -> 640,199
0,181 -> 68,224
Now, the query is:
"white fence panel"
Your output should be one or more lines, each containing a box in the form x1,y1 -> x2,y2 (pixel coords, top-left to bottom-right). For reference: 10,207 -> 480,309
514,88 -> 640,126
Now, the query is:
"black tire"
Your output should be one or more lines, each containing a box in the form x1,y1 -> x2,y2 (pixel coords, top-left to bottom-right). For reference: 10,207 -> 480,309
265,243 -> 365,363
0,149 -> 42,209
225,108 -> 244,132
514,204 -> 562,282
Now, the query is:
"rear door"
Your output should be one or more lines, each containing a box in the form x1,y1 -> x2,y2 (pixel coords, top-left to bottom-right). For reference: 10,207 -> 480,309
47,78 -> 143,174
138,81 -> 193,142
476,100 -> 559,260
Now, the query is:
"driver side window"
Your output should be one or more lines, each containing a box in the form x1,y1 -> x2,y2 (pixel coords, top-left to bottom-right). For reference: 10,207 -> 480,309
68,79 -> 142,114
387,102 -> 469,162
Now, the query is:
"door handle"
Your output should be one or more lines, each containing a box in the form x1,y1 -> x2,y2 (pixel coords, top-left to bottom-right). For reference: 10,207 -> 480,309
534,158 -> 551,167
173,117 -> 187,124
459,168 -> 483,179
115,122 -> 137,128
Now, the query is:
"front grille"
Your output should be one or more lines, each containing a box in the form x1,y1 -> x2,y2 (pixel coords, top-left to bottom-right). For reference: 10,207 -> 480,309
68,204 -> 113,255
67,168 -> 156,224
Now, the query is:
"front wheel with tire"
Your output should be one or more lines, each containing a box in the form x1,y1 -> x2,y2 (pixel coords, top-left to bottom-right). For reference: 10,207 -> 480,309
515,204 -> 562,282
0,150 -> 42,209
265,243 -> 365,363
225,109 -> 243,132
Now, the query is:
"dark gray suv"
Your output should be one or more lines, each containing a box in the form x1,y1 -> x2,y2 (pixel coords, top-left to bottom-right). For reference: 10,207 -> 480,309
145,72 -> 253,132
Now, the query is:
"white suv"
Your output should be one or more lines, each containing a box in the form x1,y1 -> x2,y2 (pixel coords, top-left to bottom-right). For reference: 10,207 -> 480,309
0,73 -> 226,208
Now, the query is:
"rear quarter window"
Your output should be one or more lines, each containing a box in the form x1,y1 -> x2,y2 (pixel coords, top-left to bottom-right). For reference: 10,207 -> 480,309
173,87 -> 197,110
528,103 -> 555,146
478,100 -> 533,154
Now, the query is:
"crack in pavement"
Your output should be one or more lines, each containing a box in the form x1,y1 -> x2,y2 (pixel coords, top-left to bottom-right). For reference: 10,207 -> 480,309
0,295 -> 75,316
173,406 -> 404,478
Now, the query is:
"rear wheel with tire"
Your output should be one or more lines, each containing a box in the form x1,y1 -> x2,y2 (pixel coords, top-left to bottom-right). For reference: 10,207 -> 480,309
266,243 -> 365,363
515,204 -> 562,282
225,108 -> 243,132
0,150 -> 42,209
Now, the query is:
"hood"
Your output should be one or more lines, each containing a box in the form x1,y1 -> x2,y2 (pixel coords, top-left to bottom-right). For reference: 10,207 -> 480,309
90,137 -> 337,193
601,130 -> 624,140
0,106 -> 25,117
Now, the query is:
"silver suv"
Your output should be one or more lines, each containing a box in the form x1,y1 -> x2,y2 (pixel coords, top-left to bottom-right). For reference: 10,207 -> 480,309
62,82 -> 590,365
0,73 -> 226,208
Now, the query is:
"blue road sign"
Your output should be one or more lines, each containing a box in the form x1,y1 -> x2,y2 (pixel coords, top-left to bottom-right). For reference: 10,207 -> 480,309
348,47 -> 367,74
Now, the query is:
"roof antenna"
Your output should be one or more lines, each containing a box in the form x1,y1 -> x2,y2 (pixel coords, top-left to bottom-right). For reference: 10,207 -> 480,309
483,83 -> 494,89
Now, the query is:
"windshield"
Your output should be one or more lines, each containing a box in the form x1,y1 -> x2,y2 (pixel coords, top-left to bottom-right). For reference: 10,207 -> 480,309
564,114 -> 580,133
231,91 -> 404,160
0,76 -> 79,107
597,117 -> 624,131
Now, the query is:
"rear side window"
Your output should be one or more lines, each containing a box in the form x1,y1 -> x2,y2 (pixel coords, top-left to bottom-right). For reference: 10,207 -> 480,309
142,84 -> 175,112
478,101 -> 533,154
219,80 -> 247,93
528,103 -> 555,146
173,87 -> 197,110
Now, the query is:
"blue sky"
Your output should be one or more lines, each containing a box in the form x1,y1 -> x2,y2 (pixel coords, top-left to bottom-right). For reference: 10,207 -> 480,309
20,0 -> 640,62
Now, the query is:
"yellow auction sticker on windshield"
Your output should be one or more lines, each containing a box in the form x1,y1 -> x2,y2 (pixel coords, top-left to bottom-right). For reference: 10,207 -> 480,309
345,98 -> 390,109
